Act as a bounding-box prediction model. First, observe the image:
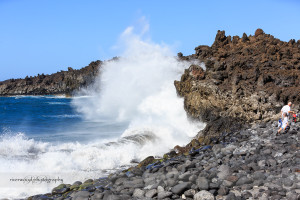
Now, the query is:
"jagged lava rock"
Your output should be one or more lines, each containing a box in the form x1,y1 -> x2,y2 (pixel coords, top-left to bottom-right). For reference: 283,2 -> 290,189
175,29 -> 300,139
0,60 -> 102,96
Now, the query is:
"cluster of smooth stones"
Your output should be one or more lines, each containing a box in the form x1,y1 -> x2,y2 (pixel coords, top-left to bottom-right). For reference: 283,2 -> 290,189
28,121 -> 299,200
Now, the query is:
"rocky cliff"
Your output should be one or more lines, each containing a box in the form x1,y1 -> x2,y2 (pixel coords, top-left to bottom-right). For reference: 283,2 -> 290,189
0,60 -> 101,96
175,29 -> 300,140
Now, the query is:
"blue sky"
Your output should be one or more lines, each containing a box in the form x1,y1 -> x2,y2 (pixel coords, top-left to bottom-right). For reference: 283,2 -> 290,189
0,0 -> 299,81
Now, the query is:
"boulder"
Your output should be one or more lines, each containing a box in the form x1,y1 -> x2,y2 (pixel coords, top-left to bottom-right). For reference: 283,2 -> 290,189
194,190 -> 214,200
171,182 -> 191,194
196,177 -> 209,190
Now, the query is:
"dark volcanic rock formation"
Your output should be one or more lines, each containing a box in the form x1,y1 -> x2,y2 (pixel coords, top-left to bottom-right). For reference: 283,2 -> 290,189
0,60 -> 101,96
175,29 -> 300,139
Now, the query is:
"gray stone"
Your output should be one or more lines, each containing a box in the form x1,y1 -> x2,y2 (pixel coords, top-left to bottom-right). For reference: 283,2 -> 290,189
248,162 -> 260,171
222,180 -> 233,187
218,186 -> 229,196
119,188 -> 133,196
115,185 -> 125,192
217,165 -> 230,180
196,177 -> 209,190
267,159 -> 276,167
73,191 -> 90,200
184,189 -> 196,198
264,182 -> 282,190
171,182 -> 191,194
252,172 -> 266,180
123,178 -> 144,188
115,177 -> 128,186
157,185 -> 164,192
253,179 -> 264,186
72,181 -> 82,186
91,191 -> 104,200
166,178 -> 177,187
286,191 -> 299,200
259,192 -> 269,200
179,172 -> 192,181
108,174 -> 119,184
52,184 -> 70,195
144,176 -> 155,183
119,195 -> 132,199
143,184 -> 153,190
221,144 -> 237,155
157,191 -> 172,199
241,191 -> 252,199
194,190 -> 214,200
236,176 -> 252,186
282,178 -> 293,187
241,184 -> 253,190
212,144 -> 224,155
102,191 -> 113,200
83,179 -> 93,183
258,160 -> 266,167
262,149 -> 271,155
166,171 -> 179,179
144,176 -> 156,184
225,192 -> 237,200
106,195 -> 121,200
132,188 -> 145,198
145,189 -> 157,198
53,196 -> 64,200
189,174 -> 197,183
32,195 -> 53,200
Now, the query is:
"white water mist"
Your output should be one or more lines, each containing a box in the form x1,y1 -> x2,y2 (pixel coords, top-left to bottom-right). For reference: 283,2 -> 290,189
73,23 -> 205,158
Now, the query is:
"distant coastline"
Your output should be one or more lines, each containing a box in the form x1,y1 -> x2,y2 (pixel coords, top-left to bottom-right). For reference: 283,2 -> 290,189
0,60 -> 101,96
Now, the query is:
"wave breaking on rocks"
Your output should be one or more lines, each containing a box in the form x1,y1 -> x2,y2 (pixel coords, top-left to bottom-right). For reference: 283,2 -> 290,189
28,122 -> 300,200
24,29 -> 300,200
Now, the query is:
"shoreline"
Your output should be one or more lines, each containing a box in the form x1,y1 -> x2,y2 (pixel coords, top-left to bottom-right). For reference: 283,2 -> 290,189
24,121 -> 300,200
2,29 -> 300,199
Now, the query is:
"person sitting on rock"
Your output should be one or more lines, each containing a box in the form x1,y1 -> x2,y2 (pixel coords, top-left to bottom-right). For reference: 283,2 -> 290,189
277,112 -> 289,135
281,102 -> 295,118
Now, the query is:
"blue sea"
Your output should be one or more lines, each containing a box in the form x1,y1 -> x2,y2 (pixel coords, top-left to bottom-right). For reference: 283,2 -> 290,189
0,96 -> 128,143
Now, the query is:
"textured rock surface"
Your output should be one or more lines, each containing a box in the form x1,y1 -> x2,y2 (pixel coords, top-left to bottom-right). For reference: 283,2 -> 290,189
175,29 -> 300,140
0,60 -> 101,96
27,122 -> 300,200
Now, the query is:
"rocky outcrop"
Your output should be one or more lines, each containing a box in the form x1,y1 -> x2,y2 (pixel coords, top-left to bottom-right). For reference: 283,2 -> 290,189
175,29 -> 300,139
0,60 -> 101,96
28,122 -> 300,200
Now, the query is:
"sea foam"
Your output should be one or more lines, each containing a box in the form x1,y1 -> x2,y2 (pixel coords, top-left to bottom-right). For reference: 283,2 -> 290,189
0,131 -> 156,198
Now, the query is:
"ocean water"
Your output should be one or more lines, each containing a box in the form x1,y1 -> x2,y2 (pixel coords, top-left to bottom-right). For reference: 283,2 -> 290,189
0,96 -> 128,143
0,23 -> 205,199
0,95 -> 132,198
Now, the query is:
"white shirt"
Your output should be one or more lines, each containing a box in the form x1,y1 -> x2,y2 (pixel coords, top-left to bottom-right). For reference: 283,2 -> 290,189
281,105 -> 290,116
281,117 -> 288,129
